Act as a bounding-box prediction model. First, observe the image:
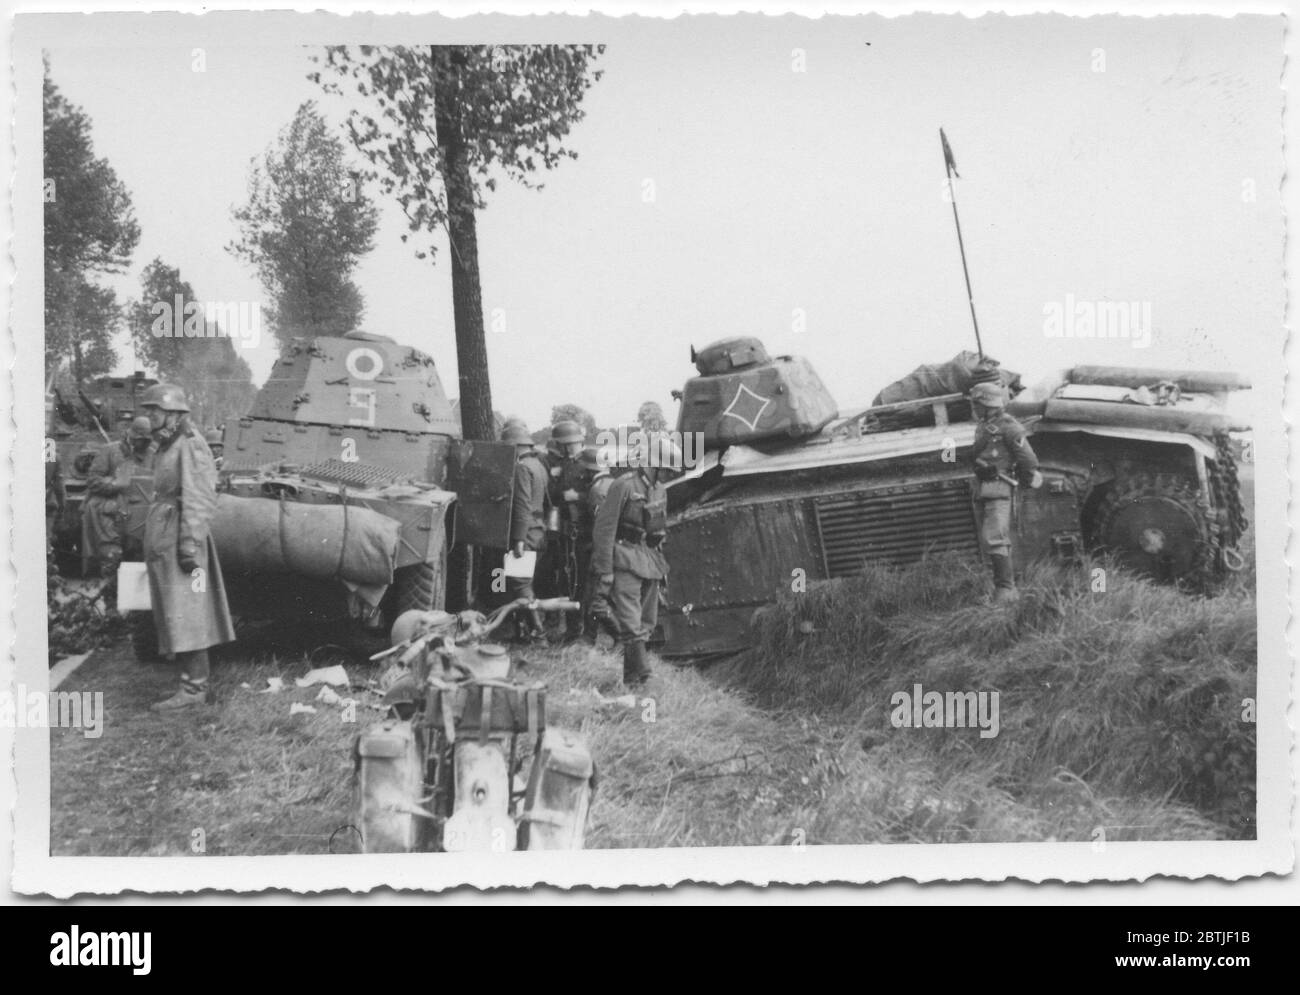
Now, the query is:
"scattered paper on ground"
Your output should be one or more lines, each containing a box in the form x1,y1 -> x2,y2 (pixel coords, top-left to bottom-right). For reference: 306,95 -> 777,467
295,665 -> 350,688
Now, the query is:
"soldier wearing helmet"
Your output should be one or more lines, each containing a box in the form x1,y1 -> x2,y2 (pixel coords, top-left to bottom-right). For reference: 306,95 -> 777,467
204,428 -> 225,471
581,446 -> 621,644
590,431 -> 680,687
80,415 -> 157,578
969,380 -> 1042,603
541,419 -> 596,640
502,420 -> 550,643
139,383 -> 236,711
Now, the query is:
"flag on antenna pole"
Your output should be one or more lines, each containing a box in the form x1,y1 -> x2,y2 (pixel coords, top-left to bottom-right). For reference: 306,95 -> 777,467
939,127 -> 983,360
940,127 -> 960,179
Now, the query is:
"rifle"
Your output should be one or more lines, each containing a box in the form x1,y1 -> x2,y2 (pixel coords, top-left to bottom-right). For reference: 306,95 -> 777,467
77,388 -> 112,444
49,386 -> 80,428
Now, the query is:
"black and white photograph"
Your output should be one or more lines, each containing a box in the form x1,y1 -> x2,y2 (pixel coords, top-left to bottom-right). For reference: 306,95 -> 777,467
6,7 -> 1292,894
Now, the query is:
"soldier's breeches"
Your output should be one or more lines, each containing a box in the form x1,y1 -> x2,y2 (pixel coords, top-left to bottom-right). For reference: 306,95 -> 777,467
83,497 -> 123,558
506,575 -> 536,603
977,497 -> 1012,557
609,570 -> 660,644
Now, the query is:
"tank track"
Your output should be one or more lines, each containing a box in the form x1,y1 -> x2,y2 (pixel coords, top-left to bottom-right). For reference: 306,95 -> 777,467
389,548 -> 448,616
1207,431 -> 1249,566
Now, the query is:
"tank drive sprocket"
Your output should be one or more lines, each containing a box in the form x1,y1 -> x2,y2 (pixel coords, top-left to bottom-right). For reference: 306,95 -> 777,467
1090,472 -> 1218,586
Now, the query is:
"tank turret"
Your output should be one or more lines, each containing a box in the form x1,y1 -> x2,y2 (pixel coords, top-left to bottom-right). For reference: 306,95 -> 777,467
248,332 -> 459,436
675,336 -> 838,450
223,332 -> 464,482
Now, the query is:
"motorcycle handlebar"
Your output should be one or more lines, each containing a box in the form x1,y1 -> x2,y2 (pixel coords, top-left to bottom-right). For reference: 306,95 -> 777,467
478,598 -> 580,637
371,599 -> 583,660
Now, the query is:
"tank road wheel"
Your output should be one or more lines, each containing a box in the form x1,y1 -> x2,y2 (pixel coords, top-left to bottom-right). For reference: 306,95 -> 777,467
130,611 -> 161,663
1090,472 -> 1217,586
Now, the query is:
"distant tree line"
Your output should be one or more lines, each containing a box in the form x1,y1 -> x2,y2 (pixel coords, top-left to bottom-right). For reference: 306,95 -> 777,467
44,59 -> 257,430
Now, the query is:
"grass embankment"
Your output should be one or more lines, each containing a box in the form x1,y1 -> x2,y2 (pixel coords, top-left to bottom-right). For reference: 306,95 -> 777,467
719,554 -> 1257,842
49,556 -> 1254,854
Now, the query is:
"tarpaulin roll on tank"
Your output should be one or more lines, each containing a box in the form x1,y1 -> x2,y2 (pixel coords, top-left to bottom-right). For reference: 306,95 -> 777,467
872,351 -> 1023,407
210,493 -> 401,586
869,351 -> 1023,429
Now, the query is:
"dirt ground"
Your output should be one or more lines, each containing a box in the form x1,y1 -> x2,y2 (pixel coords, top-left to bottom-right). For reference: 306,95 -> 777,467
49,639 -> 362,856
47,633 -> 821,855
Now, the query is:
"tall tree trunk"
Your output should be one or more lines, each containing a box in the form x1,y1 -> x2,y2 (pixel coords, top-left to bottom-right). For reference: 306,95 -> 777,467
71,331 -> 83,384
434,47 -> 495,443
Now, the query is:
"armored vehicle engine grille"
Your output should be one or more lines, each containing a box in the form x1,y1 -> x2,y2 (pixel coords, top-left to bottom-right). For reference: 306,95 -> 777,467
300,458 -> 406,488
813,479 -> 979,576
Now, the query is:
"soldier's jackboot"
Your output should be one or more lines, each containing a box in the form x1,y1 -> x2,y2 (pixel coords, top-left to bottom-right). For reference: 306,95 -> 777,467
622,640 -> 651,687
533,608 -> 550,643
990,555 -> 1019,604
564,610 -> 584,643
598,614 -> 621,643
151,651 -> 212,712
151,676 -> 211,713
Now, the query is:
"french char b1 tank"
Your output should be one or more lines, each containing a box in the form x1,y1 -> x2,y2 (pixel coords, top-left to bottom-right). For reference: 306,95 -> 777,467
209,331 -> 517,647
660,337 -> 1253,659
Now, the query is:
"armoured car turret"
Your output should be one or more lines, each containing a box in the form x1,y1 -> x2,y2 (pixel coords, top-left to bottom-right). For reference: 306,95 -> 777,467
661,338 -> 1253,658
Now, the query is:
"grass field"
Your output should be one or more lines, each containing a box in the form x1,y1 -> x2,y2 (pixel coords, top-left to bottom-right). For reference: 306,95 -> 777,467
48,555 -> 1255,854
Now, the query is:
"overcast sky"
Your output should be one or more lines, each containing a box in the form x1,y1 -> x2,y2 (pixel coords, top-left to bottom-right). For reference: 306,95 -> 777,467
46,13 -> 1283,430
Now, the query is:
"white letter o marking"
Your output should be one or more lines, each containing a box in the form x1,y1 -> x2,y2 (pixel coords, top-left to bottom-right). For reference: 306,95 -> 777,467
346,347 -> 383,381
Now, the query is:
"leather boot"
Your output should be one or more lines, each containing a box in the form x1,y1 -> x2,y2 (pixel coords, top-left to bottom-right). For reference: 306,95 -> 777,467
598,614 -> 621,643
528,609 -> 549,645
564,610 -> 584,643
151,674 -> 210,712
622,640 -> 651,687
990,555 -> 1018,604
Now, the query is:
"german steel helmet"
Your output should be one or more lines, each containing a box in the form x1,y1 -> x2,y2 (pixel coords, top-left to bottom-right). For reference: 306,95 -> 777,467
500,421 -> 533,446
129,416 -> 153,438
139,382 -> 190,413
969,381 -> 1008,408
390,609 -> 455,648
204,429 -> 224,446
550,419 -> 584,445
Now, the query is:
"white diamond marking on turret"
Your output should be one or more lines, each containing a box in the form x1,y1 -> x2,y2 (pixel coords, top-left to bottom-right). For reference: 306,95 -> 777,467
721,383 -> 771,432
